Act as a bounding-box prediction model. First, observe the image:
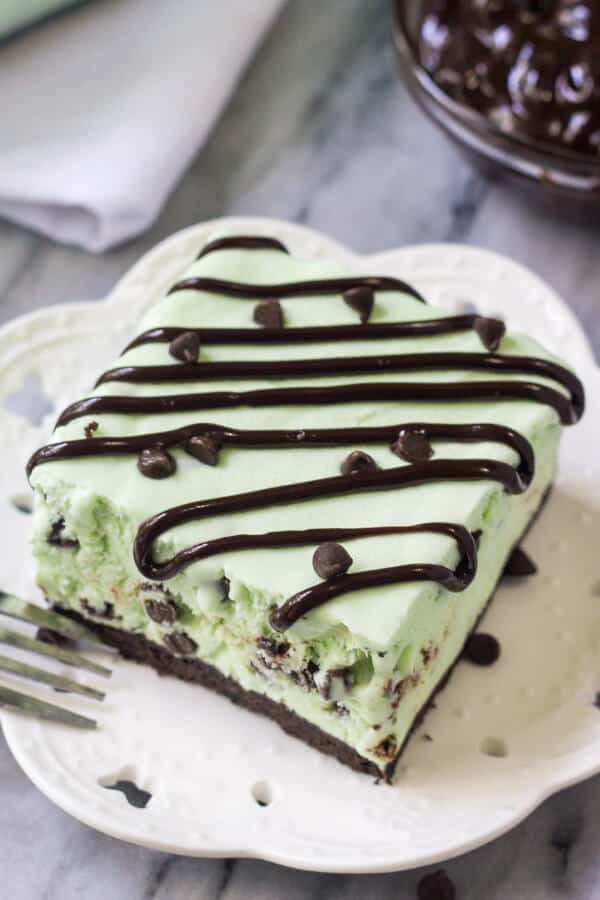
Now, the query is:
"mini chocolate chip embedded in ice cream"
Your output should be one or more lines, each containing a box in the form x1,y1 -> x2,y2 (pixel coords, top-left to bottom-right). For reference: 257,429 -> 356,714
163,631 -> 197,656
144,596 -> 179,625
80,598 -> 115,619
186,434 -> 221,466
256,636 -> 291,670
392,429 -> 433,464
343,285 -> 374,323
340,450 -> 378,476
312,542 -> 353,579
137,447 -> 176,479
253,299 -> 284,329
474,316 -> 506,353
169,331 -> 200,363
47,518 -> 78,548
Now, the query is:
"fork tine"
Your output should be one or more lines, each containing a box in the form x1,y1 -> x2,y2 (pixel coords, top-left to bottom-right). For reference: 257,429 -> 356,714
0,592 -> 103,643
0,654 -> 105,700
0,628 -> 111,678
0,685 -> 97,728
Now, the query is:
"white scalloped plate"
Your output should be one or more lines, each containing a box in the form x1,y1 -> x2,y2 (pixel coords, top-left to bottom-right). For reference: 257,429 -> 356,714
1,218 -> 599,874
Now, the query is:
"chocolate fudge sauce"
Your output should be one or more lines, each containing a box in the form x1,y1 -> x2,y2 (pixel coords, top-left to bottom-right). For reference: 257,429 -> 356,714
418,1 -> 600,156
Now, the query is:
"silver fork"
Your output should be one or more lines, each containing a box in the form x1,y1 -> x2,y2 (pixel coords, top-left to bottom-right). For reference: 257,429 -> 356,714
0,591 -> 111,728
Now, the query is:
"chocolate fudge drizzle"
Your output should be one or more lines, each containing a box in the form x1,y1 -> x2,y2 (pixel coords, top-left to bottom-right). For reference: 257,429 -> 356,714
167,274 -> 425,303
27,235 -> 585,631
196,235 -> 290,259
124,316 -> 482,352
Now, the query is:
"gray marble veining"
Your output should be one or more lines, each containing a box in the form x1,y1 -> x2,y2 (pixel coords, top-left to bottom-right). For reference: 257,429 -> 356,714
1,0 -> 599,896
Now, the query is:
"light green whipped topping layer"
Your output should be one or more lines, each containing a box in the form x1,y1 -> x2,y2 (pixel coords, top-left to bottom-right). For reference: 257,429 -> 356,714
31,234 -> 565,769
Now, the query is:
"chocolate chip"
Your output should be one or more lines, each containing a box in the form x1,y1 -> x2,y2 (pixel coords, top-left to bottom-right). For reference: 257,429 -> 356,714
343,286 -> 374,323
253,299 -> 284,329
84,420 -> 98,439
423,733 -> 434,742
47,518 -> 79,548
169,331 -> 200,363
186,434 -> 220,466
256,636 -> 291,670
319,666 -> 354,700
137,447 -> 176,479
163,631 -> 197,656
81,598 -> 114,619
417,869 -> 456,900
256,636 -> 291,658
392,429 -> 433,464
289,659 -> 319,691
474,316 -> 505,352
312,542 -> 353,579
340,450 -> 379,476
594,693 -> 600,710
503,546 -> 537,577
218,575 -> 231,602
462,632 -> 500,666
144,597 -> 178,625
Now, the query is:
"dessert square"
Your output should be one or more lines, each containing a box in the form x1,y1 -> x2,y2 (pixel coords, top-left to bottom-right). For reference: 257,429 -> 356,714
28,232 -> 584,779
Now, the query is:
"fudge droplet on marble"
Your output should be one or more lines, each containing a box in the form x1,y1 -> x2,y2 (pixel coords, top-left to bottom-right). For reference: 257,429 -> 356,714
313,542 -> 353,579
169,330 -> 201,362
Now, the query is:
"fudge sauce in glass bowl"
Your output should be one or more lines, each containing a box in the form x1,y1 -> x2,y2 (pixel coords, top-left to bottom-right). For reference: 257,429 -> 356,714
419,1 -> 600,157
393,1 -> 600,201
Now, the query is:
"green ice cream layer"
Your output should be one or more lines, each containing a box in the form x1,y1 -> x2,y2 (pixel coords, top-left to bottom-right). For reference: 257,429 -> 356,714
31,234 -> 566,768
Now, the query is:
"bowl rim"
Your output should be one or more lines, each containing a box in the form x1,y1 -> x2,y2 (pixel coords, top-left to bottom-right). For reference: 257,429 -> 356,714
391,0 -> 600,174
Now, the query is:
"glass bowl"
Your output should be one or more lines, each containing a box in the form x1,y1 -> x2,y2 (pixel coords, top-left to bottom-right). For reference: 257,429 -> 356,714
392,0 -> 600,204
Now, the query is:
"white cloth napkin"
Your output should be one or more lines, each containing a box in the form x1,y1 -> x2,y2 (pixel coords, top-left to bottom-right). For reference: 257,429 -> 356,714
0,0 -> 283,251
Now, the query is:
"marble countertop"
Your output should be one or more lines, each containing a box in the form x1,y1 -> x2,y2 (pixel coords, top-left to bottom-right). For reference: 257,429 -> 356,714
1,1 -> 599,897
